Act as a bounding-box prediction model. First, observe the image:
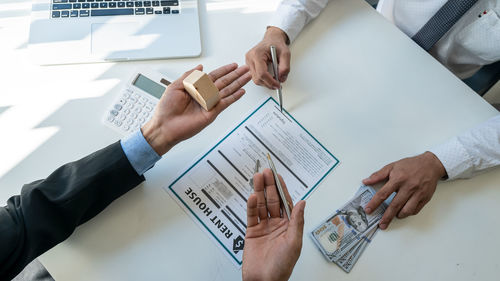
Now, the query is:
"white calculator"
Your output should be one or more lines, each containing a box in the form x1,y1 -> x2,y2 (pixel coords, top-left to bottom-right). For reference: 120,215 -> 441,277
102,68 -> 172,135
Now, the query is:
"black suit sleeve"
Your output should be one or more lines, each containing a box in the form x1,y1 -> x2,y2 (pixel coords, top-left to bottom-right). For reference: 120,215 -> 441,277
0,141 -> 145,280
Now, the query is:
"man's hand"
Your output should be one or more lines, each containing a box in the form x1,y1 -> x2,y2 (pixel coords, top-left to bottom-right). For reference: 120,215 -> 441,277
245,27 -> 290,89
242,169 -> 305,281
363,152 -> 447,230
142,63 -> 251,155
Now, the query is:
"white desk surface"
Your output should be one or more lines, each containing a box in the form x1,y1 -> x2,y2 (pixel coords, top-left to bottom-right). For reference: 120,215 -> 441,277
1,0 -> 499,280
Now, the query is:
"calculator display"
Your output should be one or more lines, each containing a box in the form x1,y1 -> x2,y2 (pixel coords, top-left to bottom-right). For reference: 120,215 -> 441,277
133,74 -> 166,99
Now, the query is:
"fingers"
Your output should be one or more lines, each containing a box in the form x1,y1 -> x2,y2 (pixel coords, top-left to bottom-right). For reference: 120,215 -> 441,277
362,163 -> 393,186
213,88 -> 246,115
363,155 -> 442,230
365,179 -> 397,215
253,172 -> 268,221
208,65 -> 251,116
414,197 -> 430,214
254,58 -> 280,89
246,48 -> 272,89
208,63 -> 238,82
278,48 -> 291,82
263,168 -> 294,219
263,168 -> 281,218
288,200 -> 306,244
246,194 -> 259,228
245,54 -> 257,83
397,195 -> 420,219
398,192 -> 432,219
379,189 -> 410,230
218,65 -> 251,98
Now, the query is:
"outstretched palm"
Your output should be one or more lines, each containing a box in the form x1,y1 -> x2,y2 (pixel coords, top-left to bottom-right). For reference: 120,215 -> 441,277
243,169 -> 305,281
142,63 -> 251,155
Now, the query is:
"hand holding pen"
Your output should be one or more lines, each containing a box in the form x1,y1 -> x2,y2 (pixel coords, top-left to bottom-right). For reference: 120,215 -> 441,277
270,45 -> 284,113
243,167 -> 306,281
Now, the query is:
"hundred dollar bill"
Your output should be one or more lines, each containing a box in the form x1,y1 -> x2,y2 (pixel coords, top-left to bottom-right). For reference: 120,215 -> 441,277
335,225 -> 375,266
336,226 -> 378,273
310,187 -> 385,262
355,184 -> 375,196
336,185 -> 379,267
334,234 -> 364,265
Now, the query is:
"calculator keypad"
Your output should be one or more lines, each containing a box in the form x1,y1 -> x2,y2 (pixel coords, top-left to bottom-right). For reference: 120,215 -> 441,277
103,88 -> 156,134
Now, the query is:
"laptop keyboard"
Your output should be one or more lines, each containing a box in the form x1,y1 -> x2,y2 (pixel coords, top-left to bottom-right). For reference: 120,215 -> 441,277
51,0 -> 179,18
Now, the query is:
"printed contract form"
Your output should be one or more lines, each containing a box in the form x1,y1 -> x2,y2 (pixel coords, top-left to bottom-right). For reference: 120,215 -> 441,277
166,98 -> 340,266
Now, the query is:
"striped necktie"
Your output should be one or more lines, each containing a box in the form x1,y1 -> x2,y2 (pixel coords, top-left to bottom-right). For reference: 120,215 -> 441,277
412,0 -> 479,51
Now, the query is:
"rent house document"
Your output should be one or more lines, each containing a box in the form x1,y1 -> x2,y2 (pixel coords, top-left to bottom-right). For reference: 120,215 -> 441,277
165,97 -> 340,267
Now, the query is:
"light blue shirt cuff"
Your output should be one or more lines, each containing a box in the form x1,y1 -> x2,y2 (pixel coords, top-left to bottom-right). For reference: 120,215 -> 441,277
120,130 -> 161,176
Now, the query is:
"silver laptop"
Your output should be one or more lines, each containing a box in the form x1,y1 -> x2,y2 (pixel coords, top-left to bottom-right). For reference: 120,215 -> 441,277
28,0 -> 201,65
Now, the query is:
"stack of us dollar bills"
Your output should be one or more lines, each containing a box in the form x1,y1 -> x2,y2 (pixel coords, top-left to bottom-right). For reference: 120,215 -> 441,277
310,185 -> 387,273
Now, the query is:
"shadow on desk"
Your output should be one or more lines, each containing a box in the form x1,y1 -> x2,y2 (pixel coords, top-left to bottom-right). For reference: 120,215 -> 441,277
0,63 -> 193,265
0,106 -> 9,116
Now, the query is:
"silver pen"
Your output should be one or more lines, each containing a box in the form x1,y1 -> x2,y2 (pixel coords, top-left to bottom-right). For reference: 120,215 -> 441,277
266,153 -> 291,220
248,159 -> 260,191
270,45 -> 283,113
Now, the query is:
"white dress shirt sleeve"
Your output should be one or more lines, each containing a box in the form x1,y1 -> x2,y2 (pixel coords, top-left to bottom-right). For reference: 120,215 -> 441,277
429,114 -> 500,180
269,0 -> 330,43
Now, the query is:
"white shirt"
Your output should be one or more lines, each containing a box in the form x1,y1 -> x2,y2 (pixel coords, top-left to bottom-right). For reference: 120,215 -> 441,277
269,0 -> 500,180
270,0 -> 500,78
429,115 -> 500,179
